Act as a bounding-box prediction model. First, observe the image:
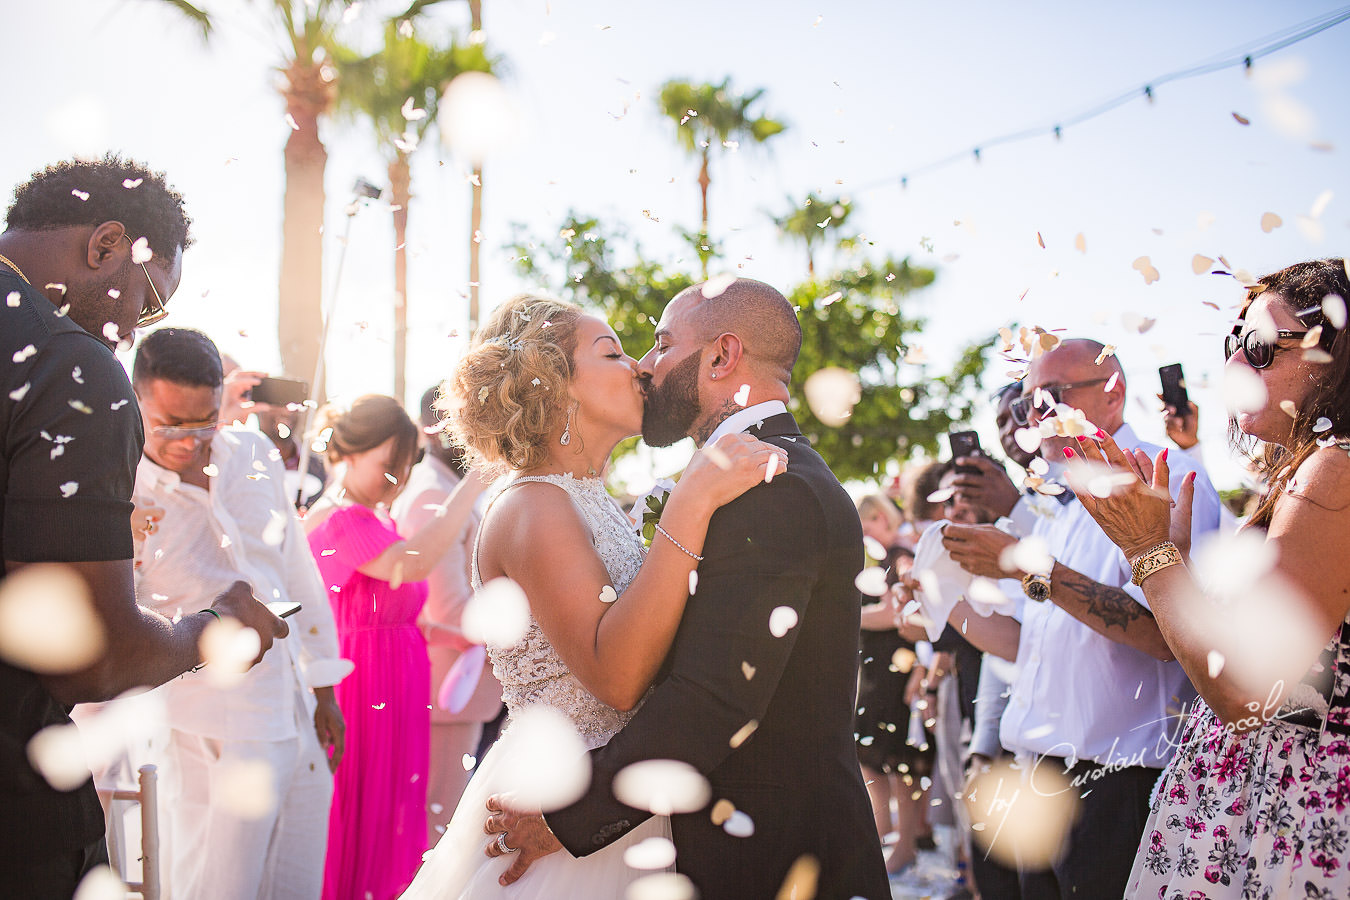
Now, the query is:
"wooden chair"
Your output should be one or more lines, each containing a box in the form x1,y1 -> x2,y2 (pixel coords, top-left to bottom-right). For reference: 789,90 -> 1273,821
97,764 -> 161,900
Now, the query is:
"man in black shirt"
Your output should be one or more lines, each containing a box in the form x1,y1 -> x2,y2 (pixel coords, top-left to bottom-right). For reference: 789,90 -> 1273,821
0,155 -> 288,897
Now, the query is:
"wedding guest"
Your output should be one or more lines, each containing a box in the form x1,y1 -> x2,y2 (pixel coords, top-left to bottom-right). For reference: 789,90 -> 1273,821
1073,259 -> 1350,898
855,493 -> 932,875
941,339 -> 1223,898
898,460 -> 946,549
390,385 -> 499,844
129,327 -> 343,899
0,155 -> 284,898
304,395 -> 487,900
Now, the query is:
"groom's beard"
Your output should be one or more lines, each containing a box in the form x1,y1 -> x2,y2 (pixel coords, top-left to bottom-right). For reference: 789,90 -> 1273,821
641,349 -> 702,448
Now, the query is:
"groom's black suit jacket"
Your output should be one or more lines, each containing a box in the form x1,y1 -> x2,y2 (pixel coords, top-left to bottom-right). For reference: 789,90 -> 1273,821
546,413 -> 889,900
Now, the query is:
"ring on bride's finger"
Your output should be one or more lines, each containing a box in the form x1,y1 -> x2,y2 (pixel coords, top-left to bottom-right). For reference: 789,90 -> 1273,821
495,833 -> 515,854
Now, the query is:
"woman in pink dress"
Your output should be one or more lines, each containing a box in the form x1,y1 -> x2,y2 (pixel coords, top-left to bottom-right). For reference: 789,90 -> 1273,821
305,395 -> 488,900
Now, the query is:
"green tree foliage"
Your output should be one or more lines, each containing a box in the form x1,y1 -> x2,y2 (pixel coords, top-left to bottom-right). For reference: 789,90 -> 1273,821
509,216 -> 995,482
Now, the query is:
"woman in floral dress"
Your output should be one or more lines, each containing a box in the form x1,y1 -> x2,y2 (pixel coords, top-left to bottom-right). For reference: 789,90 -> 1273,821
1071,258 -> 1350,899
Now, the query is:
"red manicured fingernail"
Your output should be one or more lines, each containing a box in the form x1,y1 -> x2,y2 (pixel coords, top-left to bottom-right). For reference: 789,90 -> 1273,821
1161,448 -> 1168,461
1075,435 -> 1086,442
1187,471 -> 1196,483
1095,428 -> 1107,439
1063,447 -> 1075,459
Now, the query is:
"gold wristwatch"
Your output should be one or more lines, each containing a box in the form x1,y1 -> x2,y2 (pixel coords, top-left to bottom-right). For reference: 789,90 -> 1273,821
1021,572 -> 1052,603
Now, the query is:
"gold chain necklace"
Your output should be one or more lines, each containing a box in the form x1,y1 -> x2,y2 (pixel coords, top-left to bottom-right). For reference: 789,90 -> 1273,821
0,251 -> 30,285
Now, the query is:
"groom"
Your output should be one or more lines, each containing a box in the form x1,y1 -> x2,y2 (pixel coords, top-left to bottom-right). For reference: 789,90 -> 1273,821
487,279 -> 889,899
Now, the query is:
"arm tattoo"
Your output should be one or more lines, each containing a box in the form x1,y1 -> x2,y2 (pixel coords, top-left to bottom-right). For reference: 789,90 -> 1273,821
691,399 -> 746,446
1055,565 -> 1154,633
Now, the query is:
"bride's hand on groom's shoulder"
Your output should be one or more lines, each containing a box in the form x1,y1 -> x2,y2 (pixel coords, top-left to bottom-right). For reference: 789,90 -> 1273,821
483,793 -> 561,886
683,433 -> 789,509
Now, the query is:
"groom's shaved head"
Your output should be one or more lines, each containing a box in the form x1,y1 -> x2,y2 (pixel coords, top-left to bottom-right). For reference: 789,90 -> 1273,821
684,278 -> 802,382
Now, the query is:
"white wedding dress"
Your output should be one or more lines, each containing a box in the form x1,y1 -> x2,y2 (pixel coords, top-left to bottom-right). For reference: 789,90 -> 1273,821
402,474 -> 672,899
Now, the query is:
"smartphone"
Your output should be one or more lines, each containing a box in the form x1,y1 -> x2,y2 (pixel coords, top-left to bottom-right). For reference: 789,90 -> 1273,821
948,430 -> 982,473
1158,364 -> 1189,412
266,600 -> 302,619
250,376 -> 310,407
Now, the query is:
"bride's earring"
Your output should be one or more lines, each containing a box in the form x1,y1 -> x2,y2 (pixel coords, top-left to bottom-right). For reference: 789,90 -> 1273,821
560,404 -> 574,446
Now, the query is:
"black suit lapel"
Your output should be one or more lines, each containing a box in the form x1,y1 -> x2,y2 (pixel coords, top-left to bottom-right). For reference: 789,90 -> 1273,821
744,412 -> 802,442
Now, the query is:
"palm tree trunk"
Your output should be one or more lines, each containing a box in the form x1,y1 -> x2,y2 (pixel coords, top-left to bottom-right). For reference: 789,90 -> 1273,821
697,148 -> 711,234
468,0 -> 484,334
278,58 -> 332,397
390,153 -> 411,404
697,148 -> 711,278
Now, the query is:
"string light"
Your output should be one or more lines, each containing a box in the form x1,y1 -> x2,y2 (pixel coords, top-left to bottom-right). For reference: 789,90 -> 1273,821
880,4 -> 1350,192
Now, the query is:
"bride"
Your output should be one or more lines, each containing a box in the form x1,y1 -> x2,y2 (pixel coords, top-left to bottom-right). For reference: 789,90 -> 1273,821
402,294 -> 784,898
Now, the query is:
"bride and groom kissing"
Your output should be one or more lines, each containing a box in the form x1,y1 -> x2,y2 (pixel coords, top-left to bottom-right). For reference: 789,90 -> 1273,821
402,278 -> 890,900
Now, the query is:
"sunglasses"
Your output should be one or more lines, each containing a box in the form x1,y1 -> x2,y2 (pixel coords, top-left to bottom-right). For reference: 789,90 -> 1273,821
1224,305 -> 1329,369
1008,378 -> 1110,426
150,421 -> 219,442
1223,328 -> 1307,369
125,235 -> 169,328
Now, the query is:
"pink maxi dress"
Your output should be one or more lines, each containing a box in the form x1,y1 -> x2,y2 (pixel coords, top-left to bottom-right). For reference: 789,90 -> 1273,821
309,504 -> 430,900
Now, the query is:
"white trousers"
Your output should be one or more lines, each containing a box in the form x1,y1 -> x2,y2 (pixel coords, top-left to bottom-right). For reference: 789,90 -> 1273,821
163,724 -> 332,900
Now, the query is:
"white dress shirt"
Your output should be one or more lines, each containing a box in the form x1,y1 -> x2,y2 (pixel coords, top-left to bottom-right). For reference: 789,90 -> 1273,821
134,427 -> 341,742
703,400 -> 788,447
999,422 -> 1222,768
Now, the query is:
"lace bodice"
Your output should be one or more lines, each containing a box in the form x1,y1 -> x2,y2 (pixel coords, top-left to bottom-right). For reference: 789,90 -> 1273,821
472,474 -> 647,748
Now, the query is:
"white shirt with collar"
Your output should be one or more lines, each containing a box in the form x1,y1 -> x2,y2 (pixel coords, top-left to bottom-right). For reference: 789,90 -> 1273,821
999,421 -> 1223,768
703,399 -> 788,447
134,427 -> 341,742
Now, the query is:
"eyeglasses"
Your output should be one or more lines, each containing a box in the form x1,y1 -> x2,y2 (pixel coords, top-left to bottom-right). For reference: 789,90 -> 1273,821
1008,378 -> 1110,426
150,421 -> 219,441
124,235 -> 168,328
1223,327 -> 1307,369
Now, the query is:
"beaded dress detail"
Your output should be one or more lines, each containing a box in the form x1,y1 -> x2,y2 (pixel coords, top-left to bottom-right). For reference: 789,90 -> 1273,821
472,474 -> 646,749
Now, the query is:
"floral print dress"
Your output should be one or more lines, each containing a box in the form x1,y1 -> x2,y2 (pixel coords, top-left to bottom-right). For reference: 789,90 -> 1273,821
1129,617 -> 1350,899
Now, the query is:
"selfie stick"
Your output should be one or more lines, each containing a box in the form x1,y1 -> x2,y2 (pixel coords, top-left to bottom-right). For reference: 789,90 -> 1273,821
293,177 -> 385,507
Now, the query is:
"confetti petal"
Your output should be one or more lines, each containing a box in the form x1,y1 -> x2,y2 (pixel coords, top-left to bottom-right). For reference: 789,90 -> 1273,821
490,705 -> 590,810
803,367 -> 861,427
1313,417 -> 1333,433
623,836 -> 678,870
598,584 -> 618,603
701,273 -> 737,299
462,577 -> 531,647
0,564 -> 105,673
626,873 -> 697,900
733,384 -> 751,407
966,757 -> 1076,869
1322,294 -> 1347,330
1191,255 -> 1214,275
855,567 -> 889,597
768,606 -> 798,638
1207,650 -> 1225,679
1259,212 -> 1282,233
614,759 -> 710,815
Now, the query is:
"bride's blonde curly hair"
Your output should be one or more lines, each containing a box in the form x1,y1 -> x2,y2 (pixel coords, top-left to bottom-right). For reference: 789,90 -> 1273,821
442,294 -> 584,475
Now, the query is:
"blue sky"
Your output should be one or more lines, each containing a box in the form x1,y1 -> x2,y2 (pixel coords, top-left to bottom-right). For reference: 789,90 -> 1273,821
6,0 -> 1348,490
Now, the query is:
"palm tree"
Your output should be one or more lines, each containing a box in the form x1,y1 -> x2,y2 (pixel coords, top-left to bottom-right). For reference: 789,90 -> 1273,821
333,20 -> 493,401
658,77 -> 785,275
772,192 -> 853,278
147,0 -> 353,396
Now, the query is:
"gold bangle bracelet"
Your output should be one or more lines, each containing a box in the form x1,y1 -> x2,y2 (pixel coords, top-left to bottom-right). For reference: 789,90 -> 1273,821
1130,541 -> 1183,586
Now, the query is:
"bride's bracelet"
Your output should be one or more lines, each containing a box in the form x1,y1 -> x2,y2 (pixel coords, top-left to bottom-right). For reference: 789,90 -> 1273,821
655,523 -> 703,562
